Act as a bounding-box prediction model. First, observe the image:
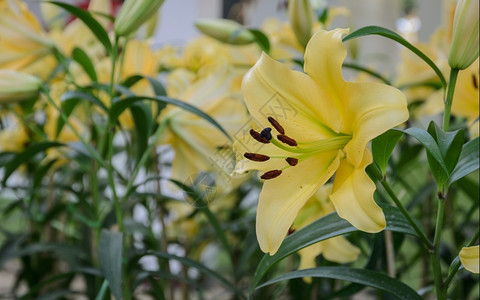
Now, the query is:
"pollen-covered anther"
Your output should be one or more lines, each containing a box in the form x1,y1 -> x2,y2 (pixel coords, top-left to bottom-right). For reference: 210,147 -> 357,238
249,129 -> 270,144
286,157 -> 298,166
277,134 -> 298,146
244,152 -> 270,162
260,169 -> 282,180
260,127 -> 273,140
268,116 -> 285,134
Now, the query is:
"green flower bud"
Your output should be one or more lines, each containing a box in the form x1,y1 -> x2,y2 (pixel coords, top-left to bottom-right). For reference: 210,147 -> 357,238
114,0 -> 164,37
288,0 -> 315,48
0,70 -> 42,103
448,0 -> 479,70
195,18 -> 255,45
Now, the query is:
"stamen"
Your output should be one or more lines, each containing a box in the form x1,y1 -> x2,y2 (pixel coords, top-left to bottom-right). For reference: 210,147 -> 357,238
250,129 -> 270,144
261,169 -> 282,179
286,157 -> 298,166
244,152 -> 270,162
260,128 -> 273,140
277,134 -> 298,146
268,117 -> 285,134
473,74 -> 478,90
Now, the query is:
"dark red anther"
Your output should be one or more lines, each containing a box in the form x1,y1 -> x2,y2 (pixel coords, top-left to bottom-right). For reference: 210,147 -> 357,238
286,157 -> 298,166
244,152 -> 270,162
260,169 -> 282,180
277,134 -> 298,146
268,117 -> 285,134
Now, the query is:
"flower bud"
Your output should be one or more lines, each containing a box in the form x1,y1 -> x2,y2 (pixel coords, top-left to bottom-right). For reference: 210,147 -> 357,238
114,0 -> 164,37
195,19 -> 255,45
0,70 -> 42,103
448,0 -> 479,70
288,0 -> 315,48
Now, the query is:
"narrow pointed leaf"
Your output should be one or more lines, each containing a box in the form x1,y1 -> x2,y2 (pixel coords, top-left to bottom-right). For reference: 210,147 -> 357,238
48,1 -> 112,54
249,203 -> 419,292
372,129 -> 404,175
448,137 -> 479,186
72,47 -> 98,82
256,267 -> 422,300
343,26 -> 446,89
99,230 -> 123,300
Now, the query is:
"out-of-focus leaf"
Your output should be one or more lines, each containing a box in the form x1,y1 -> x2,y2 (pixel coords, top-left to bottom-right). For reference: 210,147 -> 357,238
95,280 -> 109,300
99,230 -> 123,300
249,29 -> 271,53
109,96 -> 231,141
72,47 -> 98,82
404,127 -> 449,174
256,267 -> 422,300
372,129 -> 404,175
129,102 -> 153,162
48,1 -> 112,55
2,142 -> 63,185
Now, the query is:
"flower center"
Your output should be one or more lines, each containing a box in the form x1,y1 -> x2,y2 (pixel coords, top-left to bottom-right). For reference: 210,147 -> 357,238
244,117 -> 351,179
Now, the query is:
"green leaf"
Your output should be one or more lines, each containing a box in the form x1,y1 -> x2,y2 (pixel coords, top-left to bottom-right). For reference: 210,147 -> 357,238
249,203 -> 418,293
2,142 -> 63,185
99,230 -> 123,300
427,122 -> 464,173
95,280 -> 110,300
403,127 -> 449,174
149,251 -> 241,296
48,1 -> 112,55
109,96 -> 231,141
448,137 -> 479,186
372,129 -> 404,175
343,26 -> 446,89
129,102 -> 153,162
72,47 -> 98,82
248,29 -> 271,53
57,91 -> 107,137
256,267 -> 422,300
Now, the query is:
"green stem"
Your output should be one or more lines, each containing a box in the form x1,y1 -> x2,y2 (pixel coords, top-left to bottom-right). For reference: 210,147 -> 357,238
443,227 -> 480,290
431,195 -> 446,300
379,176 -> 433,249
7,104 -> 46,140
41,86 -> 106,168
443,68 -> 460,131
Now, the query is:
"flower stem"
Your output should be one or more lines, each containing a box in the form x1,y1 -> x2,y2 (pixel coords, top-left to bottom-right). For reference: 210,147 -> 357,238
378,176 -> 433,250
443,68 -> 460,131
430,194 -> 446,300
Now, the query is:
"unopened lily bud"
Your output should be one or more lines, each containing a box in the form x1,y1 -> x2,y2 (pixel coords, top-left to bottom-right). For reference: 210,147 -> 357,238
0,70 -> 42,103
288,0 -> 315,48
448,0 -> 479,70
195,19 -> 255,45
114,0 -> 164,37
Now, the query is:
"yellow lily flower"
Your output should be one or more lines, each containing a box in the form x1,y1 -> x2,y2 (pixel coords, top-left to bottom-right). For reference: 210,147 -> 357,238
234,29 -> 408,255
293,184 -> 360,282
459,245 -> 479,274
0,69 -> 42,103
0,0 -> 55,78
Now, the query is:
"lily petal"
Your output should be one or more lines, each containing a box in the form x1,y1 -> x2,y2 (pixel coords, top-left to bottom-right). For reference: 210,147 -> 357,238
304,28 -> 349,121
459,245 -> 479,274
330,150 -> 386,232
256,152 -> 340,255
322,236 -> 361,264
343,81 -> 408,167
242,52 -> 338,141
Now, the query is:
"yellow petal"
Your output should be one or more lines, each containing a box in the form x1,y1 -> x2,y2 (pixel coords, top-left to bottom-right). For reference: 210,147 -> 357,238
303,28 -> 349,120
242,52 -> 339,142
298,242 -> 323,283
322,236 -> 361,264
330,150 -> 386,233
460,245 -> 479,274
256,151 -> 340,255
343,81 -> 409,167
